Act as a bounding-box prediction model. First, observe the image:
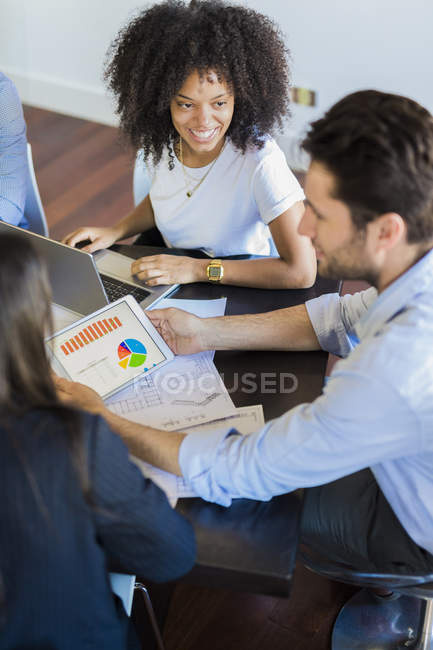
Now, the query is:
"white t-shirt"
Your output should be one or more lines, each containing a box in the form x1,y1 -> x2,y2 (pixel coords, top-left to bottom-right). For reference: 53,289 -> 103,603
147,138 -> 305,257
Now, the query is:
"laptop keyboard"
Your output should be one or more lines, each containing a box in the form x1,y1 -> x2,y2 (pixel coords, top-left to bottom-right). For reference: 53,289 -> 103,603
100,274 -> 151,304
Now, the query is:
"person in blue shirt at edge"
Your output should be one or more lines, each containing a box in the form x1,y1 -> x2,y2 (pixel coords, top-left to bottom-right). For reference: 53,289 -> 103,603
57,89 -> 433,576
0,71 -> 28,228
62,0 -> 316,291
0,234 -> 195,648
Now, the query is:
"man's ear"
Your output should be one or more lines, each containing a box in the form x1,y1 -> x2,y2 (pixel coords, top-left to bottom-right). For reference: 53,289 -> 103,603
370,212 -> 406,252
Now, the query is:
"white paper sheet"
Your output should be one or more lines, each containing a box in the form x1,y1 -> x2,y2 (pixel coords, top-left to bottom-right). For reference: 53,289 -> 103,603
132,404 -> 265,506
184,403 -> 264,435
148,296 -> 227,318
106,351 -> 236,430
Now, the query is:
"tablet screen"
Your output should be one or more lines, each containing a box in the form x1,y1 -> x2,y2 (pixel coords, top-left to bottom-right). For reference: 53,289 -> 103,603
47,298 -> 171,399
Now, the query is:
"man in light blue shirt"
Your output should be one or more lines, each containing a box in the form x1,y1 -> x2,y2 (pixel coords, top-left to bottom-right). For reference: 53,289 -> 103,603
58,90 -> 433,573
0,71 -> 28,228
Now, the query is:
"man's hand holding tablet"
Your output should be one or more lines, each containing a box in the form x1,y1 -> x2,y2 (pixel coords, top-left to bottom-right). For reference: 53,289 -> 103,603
46,295 -> 174,400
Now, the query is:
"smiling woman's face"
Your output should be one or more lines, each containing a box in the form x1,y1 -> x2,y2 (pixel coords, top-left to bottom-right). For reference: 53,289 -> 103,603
170,69 -> 234,162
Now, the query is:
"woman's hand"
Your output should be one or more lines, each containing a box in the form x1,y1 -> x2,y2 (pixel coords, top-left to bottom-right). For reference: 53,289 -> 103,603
54,376 -> 106,415
62,226 -> 120,254
131,254 -> 206,286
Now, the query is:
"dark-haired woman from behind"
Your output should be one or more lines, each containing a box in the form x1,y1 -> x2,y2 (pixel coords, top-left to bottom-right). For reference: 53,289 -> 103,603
0,233 -> 195,649
63,0 -> 316,290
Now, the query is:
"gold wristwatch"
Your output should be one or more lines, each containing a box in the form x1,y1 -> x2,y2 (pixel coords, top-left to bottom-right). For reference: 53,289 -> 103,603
206,259 -> 224,283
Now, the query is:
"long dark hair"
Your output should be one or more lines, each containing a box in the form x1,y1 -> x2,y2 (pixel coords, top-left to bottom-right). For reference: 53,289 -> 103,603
0,233 -> 89,494
0,234 -> 91,623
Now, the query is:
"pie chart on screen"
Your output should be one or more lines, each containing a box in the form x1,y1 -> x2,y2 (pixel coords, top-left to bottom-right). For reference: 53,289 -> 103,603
118,338 -> 147,370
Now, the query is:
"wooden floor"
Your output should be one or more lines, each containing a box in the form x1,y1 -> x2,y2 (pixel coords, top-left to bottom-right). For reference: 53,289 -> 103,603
24,105 -> 135,242
23,105 -> 356,650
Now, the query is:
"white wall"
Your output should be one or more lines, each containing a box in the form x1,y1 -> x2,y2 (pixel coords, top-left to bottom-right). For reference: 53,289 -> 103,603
0,0 -> 141,124
2,0 -> 433,146
262,0 -> 433,138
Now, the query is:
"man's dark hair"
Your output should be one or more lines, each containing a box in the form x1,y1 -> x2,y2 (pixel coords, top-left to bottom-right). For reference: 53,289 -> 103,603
302,90 -> 433,244
105,0 -> 291,165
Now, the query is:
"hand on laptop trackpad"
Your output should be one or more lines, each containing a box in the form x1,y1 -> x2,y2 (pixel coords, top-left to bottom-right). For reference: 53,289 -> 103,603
75,239 -> 92,250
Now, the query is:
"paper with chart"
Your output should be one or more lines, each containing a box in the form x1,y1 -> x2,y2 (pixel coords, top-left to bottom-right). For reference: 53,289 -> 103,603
132,404 -> 265,505
106,350 -> 236,430
105,296 -> 232,429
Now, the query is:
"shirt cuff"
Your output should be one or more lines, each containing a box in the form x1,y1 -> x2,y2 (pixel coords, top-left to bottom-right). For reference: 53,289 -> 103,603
306,292 -> 354,357
179,427 -> 241,505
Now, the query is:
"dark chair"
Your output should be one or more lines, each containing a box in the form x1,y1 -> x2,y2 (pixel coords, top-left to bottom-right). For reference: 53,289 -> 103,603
133,583 -> 166,650
300,548 -> 433,649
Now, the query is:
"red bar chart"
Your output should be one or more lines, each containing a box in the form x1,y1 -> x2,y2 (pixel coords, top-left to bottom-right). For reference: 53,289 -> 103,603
60,317 -> 123,356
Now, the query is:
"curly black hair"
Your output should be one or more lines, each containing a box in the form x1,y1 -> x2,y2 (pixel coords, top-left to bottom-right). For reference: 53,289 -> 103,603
105,0 -> 291,166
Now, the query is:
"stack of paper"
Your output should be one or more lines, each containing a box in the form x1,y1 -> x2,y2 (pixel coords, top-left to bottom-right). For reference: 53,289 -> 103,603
124,297 -> 264,505
132,404 -> 264,506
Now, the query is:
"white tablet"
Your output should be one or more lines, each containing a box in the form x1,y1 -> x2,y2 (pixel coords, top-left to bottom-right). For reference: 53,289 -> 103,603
46,295 -> 174,400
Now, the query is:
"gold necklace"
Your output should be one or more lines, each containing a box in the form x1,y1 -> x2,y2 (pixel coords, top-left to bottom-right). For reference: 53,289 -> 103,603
178,137 -> 225,198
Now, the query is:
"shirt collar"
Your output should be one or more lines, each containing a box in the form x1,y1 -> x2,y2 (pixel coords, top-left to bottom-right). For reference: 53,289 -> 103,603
355,247 -> 433,340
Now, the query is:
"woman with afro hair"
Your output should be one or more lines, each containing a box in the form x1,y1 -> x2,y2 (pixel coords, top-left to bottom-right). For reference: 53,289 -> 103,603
64,0 -> 316,289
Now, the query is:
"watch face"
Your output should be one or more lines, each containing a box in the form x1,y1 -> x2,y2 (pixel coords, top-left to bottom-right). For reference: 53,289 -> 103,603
207,260 -> 223,282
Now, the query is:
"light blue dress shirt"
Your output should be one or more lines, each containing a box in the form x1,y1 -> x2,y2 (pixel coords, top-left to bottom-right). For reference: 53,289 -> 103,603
0,71 -> 28,228
179,249 -> 433,555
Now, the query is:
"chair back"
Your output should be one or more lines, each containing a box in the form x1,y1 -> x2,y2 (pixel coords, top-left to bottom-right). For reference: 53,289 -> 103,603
24,143 -> 48,236
109,573 -> 135,615
133,151 -> 152,207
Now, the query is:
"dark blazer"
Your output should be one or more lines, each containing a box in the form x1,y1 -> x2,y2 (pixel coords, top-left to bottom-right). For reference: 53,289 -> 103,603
0,410 -> 195,649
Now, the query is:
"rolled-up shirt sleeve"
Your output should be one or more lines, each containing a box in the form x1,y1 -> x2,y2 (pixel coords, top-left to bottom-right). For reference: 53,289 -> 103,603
179,363 -> 419,506
252,145 -> 305,224
179,287 -> 383,506
305,287 -> 377,357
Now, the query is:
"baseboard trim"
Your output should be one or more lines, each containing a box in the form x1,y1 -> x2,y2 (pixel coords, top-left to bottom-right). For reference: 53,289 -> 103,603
3,67 -> 118,127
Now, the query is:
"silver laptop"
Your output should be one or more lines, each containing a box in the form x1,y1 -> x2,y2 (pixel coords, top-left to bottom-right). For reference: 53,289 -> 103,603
0,221 -> 178,315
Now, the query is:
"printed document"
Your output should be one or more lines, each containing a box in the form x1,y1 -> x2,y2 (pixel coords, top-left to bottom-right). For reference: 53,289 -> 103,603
132,404 -> 265,506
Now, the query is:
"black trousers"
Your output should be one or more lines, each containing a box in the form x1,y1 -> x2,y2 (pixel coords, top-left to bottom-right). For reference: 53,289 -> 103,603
134,227 -> 167,248
133,228 -> 260,260
300,468 -> 433,574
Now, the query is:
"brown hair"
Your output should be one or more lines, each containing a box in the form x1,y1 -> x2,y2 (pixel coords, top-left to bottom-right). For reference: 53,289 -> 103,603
302,90 -> 433,244
0,234 -> 89,495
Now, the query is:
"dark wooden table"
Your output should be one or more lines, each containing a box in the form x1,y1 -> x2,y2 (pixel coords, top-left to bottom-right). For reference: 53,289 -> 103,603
115,244 -> 340,598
